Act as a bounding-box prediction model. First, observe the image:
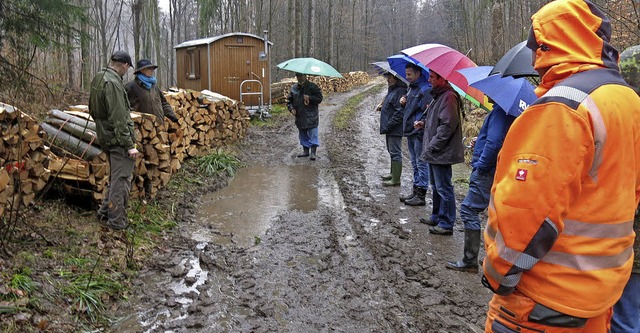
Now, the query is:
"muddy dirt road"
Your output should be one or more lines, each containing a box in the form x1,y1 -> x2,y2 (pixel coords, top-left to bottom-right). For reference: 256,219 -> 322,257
114,81 -> 493,332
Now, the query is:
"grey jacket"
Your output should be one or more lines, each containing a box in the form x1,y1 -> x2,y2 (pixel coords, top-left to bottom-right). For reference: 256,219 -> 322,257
420,84 -> 464,165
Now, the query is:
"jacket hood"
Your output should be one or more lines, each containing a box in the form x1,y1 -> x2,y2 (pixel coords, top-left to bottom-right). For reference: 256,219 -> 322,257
528,0 -> 619,95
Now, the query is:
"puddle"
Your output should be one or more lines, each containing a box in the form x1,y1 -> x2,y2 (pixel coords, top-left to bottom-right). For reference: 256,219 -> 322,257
193,165 -> 320,247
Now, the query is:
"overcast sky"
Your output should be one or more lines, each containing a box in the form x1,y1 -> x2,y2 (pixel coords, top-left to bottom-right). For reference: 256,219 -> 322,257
159,0 -> 169,12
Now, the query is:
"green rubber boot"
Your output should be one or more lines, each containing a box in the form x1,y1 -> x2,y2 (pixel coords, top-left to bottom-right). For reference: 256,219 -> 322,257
382,161 -> 402,187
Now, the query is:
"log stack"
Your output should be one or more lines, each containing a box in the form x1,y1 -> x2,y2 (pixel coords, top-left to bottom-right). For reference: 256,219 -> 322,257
271,71 -> 371,104
41,88 -> 250,203
0,103 -> 51,216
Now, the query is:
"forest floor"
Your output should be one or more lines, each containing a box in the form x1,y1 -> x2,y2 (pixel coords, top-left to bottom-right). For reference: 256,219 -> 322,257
1,78 -> 492,332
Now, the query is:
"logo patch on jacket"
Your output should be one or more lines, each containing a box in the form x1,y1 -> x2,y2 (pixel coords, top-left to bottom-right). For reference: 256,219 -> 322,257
515,169 -> 528,181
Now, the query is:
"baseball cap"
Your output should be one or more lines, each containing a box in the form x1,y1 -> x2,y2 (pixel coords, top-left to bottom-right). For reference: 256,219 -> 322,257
111,51 -> 133,67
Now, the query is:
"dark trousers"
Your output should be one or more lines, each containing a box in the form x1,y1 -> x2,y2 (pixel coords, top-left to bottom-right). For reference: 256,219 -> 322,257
98,147 -> 135,228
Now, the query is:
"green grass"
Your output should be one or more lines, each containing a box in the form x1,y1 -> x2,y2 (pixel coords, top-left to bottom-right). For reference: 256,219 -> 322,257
9,268 -> 34,296
333,83 -> 386,130
61,273 -> 123,322
194,149 -> 242,177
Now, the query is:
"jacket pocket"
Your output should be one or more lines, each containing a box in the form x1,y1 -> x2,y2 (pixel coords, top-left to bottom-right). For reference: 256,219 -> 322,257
527,303 -> 587,328
491,319 -> 545,333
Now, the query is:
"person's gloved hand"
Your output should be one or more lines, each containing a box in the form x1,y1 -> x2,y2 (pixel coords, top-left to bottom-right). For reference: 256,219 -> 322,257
168,115 -> 179,123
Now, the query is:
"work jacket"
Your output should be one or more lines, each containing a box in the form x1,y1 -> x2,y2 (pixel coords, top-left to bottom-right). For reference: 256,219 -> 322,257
419,83 -> 464,165
125,77 -> 177,125
483,0 -> 640,319
471,105 -> 515,174
402,76 -> 432,137
379,81 -> 407,137
89,67 -> 136,150
287,80 -> 323,130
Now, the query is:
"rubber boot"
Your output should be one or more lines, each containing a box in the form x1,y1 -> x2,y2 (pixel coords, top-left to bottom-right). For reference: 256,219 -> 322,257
404,187 -> 426,206
309,146 -> 317,160
297,147 -> 310,158
399,185 -> 418,202
445,229 -> 481,273
380,163 -> 393,180
382,161 -> 402,187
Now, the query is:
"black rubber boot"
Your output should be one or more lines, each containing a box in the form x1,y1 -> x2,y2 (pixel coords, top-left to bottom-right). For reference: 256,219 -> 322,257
297,147 -> 310,158
445,229 -> 481,273
382,161 -> 402,187
399,185 -> 418,202
404,187 -> 426,206
309,146 -> 317,160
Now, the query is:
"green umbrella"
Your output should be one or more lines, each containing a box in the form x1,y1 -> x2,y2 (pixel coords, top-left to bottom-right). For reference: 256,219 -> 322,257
277,57 -> 343,78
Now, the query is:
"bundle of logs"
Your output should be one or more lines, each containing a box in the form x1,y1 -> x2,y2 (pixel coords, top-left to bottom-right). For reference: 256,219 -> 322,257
39,89 -> 250,204
271,71 -> 370,104
0,103 -> 51,217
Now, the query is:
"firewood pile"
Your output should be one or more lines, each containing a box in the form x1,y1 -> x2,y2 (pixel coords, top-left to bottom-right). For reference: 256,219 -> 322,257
271,71 -> 371,104
39,88 -> 250,203
0,103 -> 51,216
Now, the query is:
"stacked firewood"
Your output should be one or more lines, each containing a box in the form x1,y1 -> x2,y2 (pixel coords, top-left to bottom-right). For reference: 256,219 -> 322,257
42,88 -> 250,203
0,103 -> 51,216
164,89 -> 250,159
271,71 -> 371,103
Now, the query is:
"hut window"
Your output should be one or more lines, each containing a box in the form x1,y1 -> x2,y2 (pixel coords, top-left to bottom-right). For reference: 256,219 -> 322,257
186,48 -> 200,80
236,36 -> 244,43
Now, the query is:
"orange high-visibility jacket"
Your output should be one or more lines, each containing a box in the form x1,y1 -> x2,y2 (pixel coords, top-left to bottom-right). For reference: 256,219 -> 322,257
483,0 -> 640,319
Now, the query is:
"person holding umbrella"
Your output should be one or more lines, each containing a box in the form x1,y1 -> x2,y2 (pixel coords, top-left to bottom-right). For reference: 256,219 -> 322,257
378,72 -> 407,186
416,70 -> 464,235
399,62 -> 432,206
287,73 -> 323,160
482,1 -> 640,332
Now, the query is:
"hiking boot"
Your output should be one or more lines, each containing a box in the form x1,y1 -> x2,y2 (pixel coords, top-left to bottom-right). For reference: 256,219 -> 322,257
419,217 -> 437,226
404,187 -> 426,206
297,147 -> 310,158
429,225 -> 453,235
399,186 -> 417,202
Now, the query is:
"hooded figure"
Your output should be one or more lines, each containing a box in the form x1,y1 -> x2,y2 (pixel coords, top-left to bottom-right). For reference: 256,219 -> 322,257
483,1 -> 640,332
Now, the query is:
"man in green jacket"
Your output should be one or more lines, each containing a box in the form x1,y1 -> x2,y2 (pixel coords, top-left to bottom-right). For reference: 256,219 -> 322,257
89,51 -> 139,230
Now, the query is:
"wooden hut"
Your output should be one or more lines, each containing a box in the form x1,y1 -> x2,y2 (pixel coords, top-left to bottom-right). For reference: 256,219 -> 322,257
175,32 -> 273,110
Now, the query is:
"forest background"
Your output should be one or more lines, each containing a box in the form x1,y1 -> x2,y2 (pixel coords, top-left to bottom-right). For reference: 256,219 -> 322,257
0,0 -> 639,115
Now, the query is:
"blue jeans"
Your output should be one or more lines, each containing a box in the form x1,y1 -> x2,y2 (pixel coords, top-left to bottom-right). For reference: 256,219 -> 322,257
429,163 -> 456,230
386,135 -> 402,162
298,127 -> 319,148
459,168 -> 495,231
407,134 -> 430,189
611,273 -> 640,333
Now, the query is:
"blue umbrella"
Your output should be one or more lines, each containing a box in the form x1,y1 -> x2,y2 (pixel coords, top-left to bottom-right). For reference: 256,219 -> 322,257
370,61 -> 409,85
386,54 -> 429,82
470,74 -> 538,117
455,66 -> 494,85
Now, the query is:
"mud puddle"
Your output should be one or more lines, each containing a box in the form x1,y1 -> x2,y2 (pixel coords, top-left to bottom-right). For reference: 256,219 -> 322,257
192,165 -> 320,247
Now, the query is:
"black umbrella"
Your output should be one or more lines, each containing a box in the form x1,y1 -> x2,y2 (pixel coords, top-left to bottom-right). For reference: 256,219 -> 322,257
489,41 -> 539,78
